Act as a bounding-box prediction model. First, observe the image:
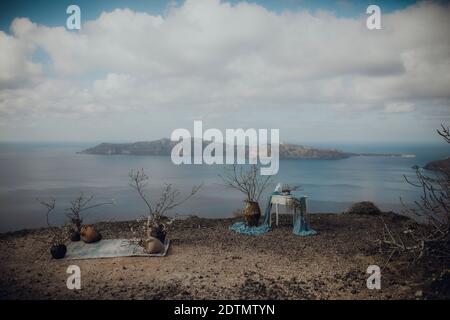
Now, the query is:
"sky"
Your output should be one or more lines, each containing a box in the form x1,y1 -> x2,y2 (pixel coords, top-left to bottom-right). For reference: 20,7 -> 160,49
0,0 -> 449,144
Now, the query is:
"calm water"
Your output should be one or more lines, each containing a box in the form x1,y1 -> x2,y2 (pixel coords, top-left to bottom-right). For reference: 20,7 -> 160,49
0,142 -> 448,232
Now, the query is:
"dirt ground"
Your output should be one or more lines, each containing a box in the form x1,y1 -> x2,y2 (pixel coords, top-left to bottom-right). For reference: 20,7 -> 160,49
0,213 -> 439,299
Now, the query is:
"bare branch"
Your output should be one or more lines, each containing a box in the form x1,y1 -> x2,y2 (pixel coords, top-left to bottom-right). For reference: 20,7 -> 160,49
129,168 -> 201,237
437,124 -> 450,144
220,164 -> 272,202
381,123 -> 450,265
37,197 -> 68,245
38,197 -> 56,228
129,168 -> 154,216
65,192 -> 113,231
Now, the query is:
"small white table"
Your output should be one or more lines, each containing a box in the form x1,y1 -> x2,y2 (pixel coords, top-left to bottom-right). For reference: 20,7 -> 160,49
269,194 -> 308,227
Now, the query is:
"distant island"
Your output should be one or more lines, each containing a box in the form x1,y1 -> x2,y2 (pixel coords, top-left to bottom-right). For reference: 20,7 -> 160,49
424,157 -> 450,171
79,138 -> 413,160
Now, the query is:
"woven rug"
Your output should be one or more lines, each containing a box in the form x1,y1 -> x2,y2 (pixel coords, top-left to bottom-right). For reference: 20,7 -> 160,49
64,239 -> 170,260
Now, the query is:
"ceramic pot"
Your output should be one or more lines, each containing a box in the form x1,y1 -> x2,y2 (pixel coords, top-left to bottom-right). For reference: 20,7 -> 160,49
141,237 -> 165,254
148,225 -> 166,243
70,230 -> 81,242
80,225 -> 102,243
50,244 -> 67,259
243,201 -> 261,227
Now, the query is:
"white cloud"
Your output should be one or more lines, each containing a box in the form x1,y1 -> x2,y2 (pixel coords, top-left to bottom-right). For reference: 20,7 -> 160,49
0,0 -> 449,141
0,30 -> 42,87
384,102 -> 415,113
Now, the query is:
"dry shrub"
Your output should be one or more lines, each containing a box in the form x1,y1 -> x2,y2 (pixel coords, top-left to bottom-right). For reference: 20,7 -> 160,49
379,124 -> 449,274
346,201 -> 382,215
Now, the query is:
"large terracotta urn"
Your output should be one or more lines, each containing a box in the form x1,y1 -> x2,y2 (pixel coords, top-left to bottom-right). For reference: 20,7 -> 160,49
243,201 -> 261,227
80,225 -> 102,243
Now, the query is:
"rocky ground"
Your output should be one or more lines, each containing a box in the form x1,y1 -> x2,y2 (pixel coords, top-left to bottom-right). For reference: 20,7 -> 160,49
0,212 -> 446,299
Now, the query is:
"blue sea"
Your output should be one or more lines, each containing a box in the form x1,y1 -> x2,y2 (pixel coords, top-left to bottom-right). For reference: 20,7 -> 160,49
0,142 -> 448,232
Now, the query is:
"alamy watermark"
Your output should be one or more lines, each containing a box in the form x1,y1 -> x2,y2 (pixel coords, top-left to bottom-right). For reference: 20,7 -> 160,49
170,121 -> 279,175
66,5 -> 81,30
65,4 -> 381,31
366,265 -> 381,290
366,5 -> 382,30
66,265 -> 81,290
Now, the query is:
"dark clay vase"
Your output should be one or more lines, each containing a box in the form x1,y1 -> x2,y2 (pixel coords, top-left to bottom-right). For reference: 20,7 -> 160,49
50,244 -> 67,259
149,225 -> 166,243
243,201 -> 261,227
70,231 -> 81,242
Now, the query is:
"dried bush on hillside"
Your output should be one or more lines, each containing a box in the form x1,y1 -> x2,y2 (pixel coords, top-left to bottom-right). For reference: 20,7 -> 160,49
380,124 -> 450,264
346,201 -> 382,215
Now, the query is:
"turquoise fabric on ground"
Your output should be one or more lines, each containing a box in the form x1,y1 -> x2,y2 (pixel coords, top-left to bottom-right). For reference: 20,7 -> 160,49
293,210 -> 317,236
229,221 -> 271,235
229,192 -> 275,235
291,194 -> 317,236
229,192 -> 318,236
